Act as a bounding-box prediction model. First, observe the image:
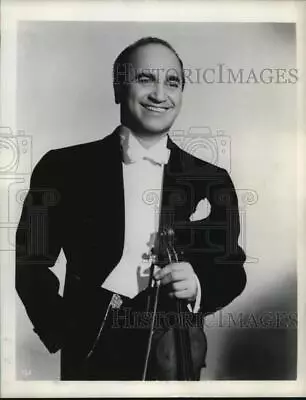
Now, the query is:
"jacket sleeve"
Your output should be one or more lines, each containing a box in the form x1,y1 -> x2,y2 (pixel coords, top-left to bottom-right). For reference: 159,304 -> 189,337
182,168 -> 247,315
15,150 -> 65,353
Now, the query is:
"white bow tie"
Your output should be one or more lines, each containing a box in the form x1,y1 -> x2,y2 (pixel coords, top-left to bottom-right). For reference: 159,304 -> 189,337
125,145 -> 170,166
119,127 -> 171,166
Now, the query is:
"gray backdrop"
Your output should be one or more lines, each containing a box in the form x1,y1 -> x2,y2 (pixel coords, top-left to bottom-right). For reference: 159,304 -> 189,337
15,21 -> 297,380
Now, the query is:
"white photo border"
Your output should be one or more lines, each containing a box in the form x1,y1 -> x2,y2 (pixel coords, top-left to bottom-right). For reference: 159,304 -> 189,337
1,0 -> 305,397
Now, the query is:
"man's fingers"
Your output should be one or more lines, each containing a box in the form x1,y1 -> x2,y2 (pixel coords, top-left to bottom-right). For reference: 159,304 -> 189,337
153,262 -> 197,301
169,279 -> 197,300
154,264 -> 175,279
162,271 -> 187,285
154,263 -> 191,282
172,280 -> 187,291
169,289 -> 190,299
156,270 -> 188,286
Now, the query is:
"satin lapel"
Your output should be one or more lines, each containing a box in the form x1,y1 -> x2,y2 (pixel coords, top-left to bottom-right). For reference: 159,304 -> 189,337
158,137 -> 198,259
159,137 -> 191,230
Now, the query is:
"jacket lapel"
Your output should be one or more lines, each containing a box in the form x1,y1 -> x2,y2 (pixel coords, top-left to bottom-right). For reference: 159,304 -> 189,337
160,137 -> 193,226
93,130 -> 125,282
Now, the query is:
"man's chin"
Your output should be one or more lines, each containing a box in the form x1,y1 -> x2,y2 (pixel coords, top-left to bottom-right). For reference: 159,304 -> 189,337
123,117 -> 174,137
122,111 -> 176,137
137,122 -> 173,136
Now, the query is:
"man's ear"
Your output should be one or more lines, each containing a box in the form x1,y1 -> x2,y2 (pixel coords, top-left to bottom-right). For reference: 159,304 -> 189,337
113,83 -> 122,104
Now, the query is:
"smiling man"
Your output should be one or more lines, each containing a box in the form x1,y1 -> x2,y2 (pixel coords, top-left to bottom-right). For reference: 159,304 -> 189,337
16,37 -> 247,380
116,40 -> 183,142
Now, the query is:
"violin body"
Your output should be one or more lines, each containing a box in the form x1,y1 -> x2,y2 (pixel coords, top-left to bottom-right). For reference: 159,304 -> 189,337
148,319 -> 207,380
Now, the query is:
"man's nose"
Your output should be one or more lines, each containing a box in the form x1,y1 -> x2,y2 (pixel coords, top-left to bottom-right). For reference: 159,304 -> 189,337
149,82 -> 167,103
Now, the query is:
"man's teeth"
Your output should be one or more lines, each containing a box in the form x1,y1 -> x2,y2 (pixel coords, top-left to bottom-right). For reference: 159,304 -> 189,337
145,105 -> 167,112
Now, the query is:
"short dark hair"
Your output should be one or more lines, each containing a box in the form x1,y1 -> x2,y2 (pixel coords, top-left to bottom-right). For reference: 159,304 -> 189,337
113,36 -> 185,103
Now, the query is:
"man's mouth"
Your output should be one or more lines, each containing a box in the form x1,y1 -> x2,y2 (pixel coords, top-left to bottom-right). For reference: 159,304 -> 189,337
142,104 -> 171,113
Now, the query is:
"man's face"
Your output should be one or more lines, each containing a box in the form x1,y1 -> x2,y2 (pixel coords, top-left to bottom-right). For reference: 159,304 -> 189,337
119,43 -> 183,137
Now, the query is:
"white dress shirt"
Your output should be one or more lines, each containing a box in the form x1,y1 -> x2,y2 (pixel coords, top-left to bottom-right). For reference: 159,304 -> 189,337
101,127 -> 201,312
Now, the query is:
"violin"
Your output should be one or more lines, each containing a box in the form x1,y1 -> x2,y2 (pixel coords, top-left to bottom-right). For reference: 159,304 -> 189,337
85,227 -> 207,380
142,227 -> 207,381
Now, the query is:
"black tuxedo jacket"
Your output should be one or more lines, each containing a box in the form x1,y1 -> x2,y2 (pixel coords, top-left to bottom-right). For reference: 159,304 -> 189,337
16,129 -> 246,380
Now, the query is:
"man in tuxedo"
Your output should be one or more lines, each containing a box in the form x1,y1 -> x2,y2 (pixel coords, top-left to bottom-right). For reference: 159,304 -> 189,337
16,37 -> 246,380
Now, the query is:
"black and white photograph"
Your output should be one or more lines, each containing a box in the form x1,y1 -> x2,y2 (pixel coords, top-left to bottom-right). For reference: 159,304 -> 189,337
0,0 -> 305,397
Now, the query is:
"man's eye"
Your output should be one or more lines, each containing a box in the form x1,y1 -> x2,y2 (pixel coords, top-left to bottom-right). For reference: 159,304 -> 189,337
137,76 -> 152,84
167,80 -> 180,88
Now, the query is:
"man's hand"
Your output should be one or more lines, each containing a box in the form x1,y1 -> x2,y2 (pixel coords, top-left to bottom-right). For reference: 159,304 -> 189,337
153,262 -> 198,302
